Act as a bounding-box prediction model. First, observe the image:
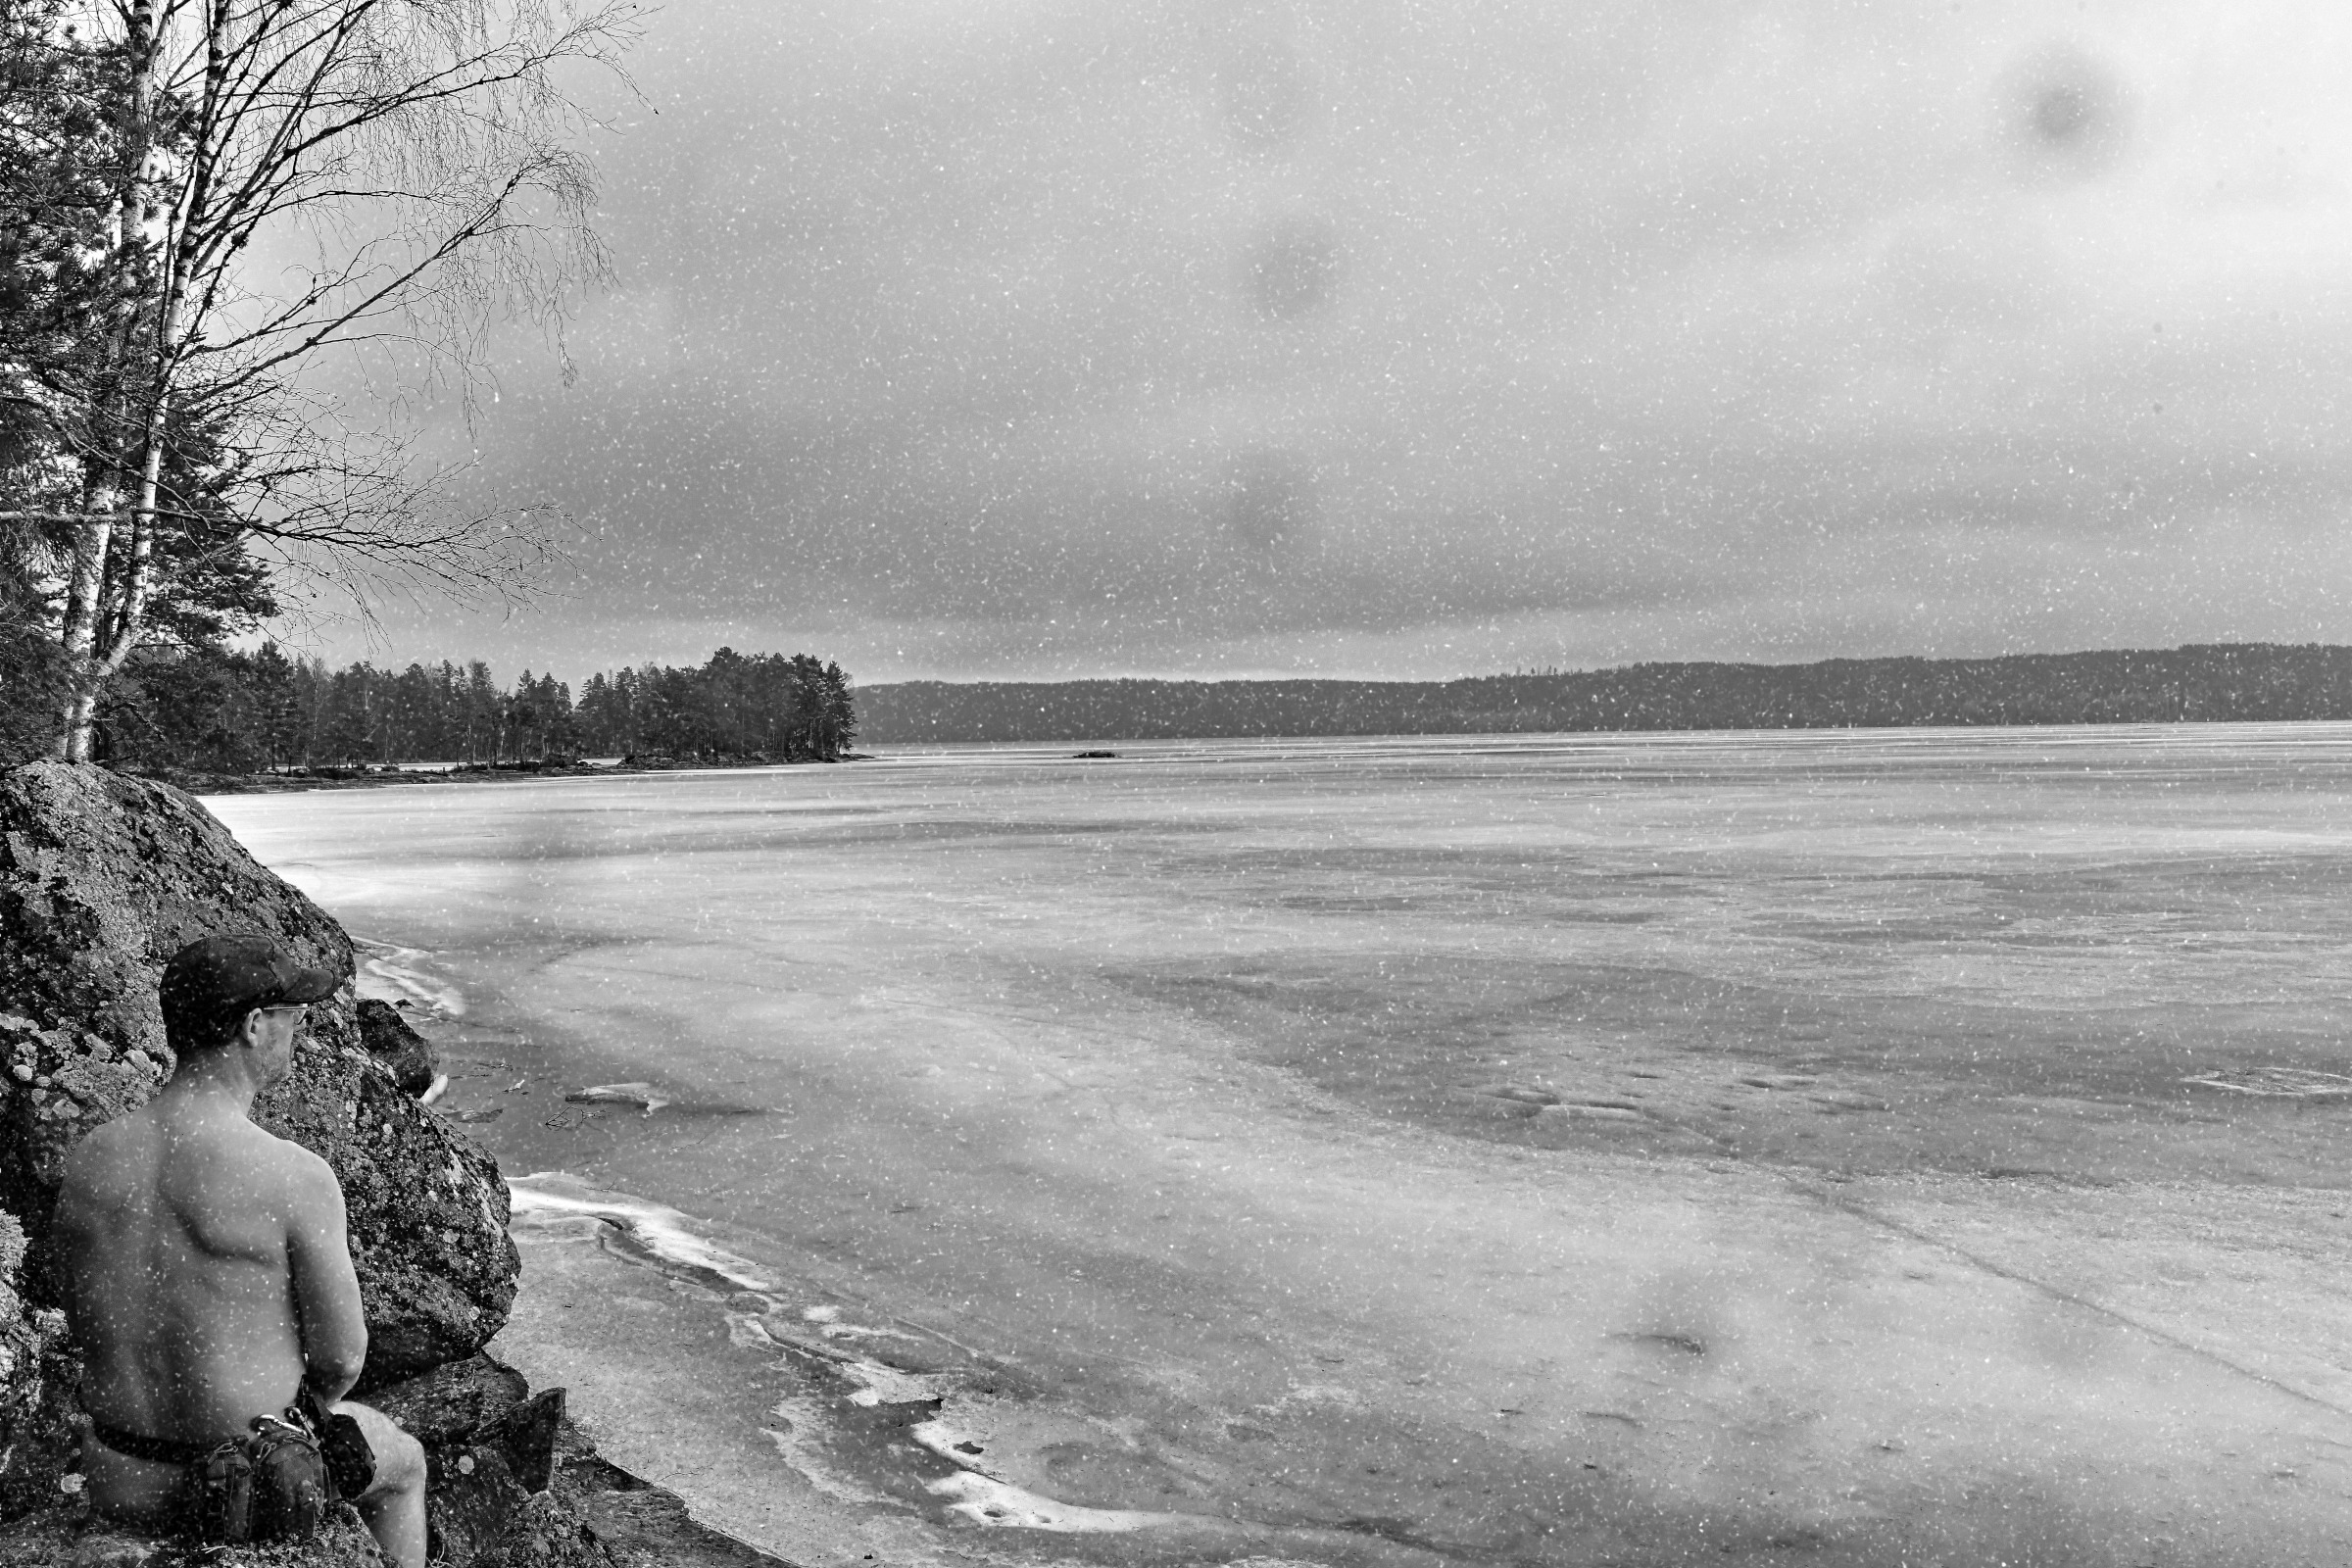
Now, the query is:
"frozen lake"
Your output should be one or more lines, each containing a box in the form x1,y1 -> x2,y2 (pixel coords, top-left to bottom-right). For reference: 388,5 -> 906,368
208,726 -> 2352,1567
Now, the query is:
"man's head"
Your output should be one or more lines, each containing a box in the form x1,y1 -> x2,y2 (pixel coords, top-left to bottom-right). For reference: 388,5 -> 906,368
159,934 -> 339,1061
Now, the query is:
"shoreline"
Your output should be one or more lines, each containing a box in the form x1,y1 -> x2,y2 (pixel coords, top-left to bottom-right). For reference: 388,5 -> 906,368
127,712 -> 2352,798
137,753 -> 877,797
388,947 -> 1321,1566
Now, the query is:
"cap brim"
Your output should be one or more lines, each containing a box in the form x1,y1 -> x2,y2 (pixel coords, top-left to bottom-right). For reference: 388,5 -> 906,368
276,965 -> 341,1004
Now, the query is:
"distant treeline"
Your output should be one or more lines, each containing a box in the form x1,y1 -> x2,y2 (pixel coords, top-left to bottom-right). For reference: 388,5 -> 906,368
72,645 -> 857,772
860,644 -> 2352,744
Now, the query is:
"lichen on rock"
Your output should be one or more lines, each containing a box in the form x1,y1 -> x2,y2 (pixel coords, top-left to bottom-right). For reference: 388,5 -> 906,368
0,1204 -> 77,1522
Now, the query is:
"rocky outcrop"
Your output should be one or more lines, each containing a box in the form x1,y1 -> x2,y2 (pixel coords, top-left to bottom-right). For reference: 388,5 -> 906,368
0,1502 -> 389,1565
355,1001 -> 439,1099
0,761 -> 515,1382
0,762 -> 790,1568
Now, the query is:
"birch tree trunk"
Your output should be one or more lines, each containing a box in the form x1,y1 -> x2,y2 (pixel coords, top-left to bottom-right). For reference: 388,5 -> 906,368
54,482 -> 118,760
22,0 -> 632,760
53,0 -> 166,760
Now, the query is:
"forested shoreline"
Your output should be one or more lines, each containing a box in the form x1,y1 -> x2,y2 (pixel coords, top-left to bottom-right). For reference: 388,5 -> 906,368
859,642 -> 2352,743
25,638 -> 2349,777
42,644 -> 859,772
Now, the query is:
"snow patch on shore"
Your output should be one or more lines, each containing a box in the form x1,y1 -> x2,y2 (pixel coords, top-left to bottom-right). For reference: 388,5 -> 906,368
354,940 -> 467,1016
509,1172 -> 775,1291
926,1471 -> 1158,1532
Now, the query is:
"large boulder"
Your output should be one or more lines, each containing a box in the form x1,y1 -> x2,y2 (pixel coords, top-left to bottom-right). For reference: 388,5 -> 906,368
0,761 -> 517,1382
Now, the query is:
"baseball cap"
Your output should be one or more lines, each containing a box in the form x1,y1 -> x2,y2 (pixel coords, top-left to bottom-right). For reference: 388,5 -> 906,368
159,933 -> 340,1034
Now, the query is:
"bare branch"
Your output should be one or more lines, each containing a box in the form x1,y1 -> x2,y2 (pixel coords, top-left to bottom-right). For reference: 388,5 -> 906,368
3,0 -> 639,755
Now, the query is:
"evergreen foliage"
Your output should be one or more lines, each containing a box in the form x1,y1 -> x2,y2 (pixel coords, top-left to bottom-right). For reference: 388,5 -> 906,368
572,650 -> 856,761
61,644 -> 857,772
858,644 -> 2352,744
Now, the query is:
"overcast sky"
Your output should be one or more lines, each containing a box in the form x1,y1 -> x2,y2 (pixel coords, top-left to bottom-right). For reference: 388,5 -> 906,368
312,0 -> 2352,684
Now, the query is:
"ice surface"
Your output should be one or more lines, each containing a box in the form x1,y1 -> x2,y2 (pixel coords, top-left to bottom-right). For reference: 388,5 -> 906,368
208,726 -> 2352,1563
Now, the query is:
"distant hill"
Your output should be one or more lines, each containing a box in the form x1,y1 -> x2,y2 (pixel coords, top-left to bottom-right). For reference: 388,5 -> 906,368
858,643 -> 2352,745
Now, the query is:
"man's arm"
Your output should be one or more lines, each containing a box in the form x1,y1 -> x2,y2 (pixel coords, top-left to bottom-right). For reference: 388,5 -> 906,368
283,1147 -> 368,1404
47,1125 -> 137,1347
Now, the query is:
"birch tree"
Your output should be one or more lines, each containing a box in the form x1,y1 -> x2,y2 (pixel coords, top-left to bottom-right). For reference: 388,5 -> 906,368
0,0 -> 638,759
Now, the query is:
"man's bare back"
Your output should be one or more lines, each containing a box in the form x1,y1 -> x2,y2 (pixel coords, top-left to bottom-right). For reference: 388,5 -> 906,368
58,1091 -> 358,1470
52,935 -> 424,1565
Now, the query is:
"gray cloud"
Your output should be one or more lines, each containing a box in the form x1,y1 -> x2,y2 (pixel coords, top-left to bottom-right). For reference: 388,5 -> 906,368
339,0 -> 2352,680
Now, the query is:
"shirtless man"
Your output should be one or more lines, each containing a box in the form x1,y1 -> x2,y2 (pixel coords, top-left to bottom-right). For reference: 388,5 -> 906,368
51,934 -> 426,1565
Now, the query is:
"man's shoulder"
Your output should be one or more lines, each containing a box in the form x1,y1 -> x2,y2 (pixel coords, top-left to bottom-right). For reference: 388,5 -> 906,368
59,1106 -> 158,1192
172,1118 -> 343,1237
162,1107 -> 340,1208
233,1117 -> 339,1190
64,1105 -> 147,1156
